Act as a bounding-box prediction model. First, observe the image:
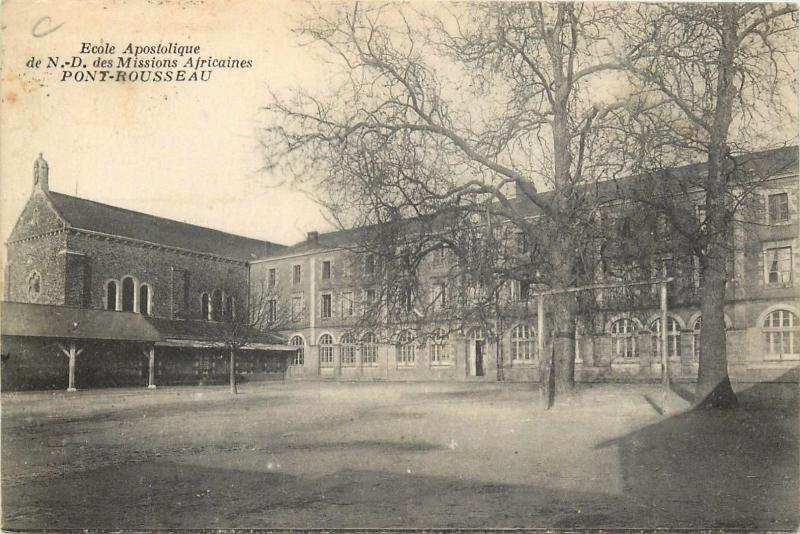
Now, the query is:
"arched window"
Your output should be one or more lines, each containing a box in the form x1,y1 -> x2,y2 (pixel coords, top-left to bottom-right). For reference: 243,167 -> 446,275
511,325 -> 535,362
397,330 -> 415,366
290,335 -> 304,366
651,317 -> 681,359
430,329 -> 450,364
763,309 -> 800,361
341,333 -> 356,367
139,284 -> 151,316
106,280 -> 118,310
121,277 -> 135,312
201,293 -> 211,320
212,289 -> 223,321
319,334 -> 334,367
611,318 -> 637,359
692,317 -> 702,361
362,332 -> 378,366
27,271 -> 41,299
225,295 -> 235,321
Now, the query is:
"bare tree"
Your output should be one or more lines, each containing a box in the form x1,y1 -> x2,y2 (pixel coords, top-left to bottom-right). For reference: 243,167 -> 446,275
218,282 -> 294,394
618,3 -> 797,408
262,2 -> 639,405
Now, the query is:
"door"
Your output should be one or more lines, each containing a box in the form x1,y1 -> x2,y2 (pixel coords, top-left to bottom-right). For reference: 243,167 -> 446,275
475,340 -> 485,376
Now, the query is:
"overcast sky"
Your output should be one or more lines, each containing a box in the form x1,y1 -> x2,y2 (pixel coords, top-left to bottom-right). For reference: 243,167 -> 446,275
0,0 -> 335,256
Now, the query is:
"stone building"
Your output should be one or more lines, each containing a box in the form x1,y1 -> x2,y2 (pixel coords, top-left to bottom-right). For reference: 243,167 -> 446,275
252,147 -> 799,385
1,154 -> 294,390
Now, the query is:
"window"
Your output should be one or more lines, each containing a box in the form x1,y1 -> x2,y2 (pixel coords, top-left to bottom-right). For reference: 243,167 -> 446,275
364,288 -> 377,308
430,282 -> 447,310
319,334 -> 334,367
290,335 -> 304,366
267,298 -> 278,322
201,293 -> 211,320
321,293 -> 332,319
517,232 -> 528,254
618,217 -> 632,238
341,333 -> 356,367
695,205 -> 706,227
293,264 -> 302,285
765,246 -> 792,285
291,296 -> 303,322
397,330 -> 416,366
322,260 -> 332,280
763,309 -> 800,361
121,277 -> 135,312
225,296 -> 235,321
651,317 -> 681,360
212,289 -> 223,321
692,317 -> 702,361
106,280 -> 118,310
362,333 -> 378,366
364,254 -> 375,274
611,318 -> 638,359
768,192 -> 789,224
511,325 -> 535,362
139,285 -> 151,316
399,286 -> 414,313
27,271 -> 41,299
692,256 -> 703,289
511,280 -> 530,302
268,268 -> 277,289
429,330 -> 450,364
341,292 -> 354,317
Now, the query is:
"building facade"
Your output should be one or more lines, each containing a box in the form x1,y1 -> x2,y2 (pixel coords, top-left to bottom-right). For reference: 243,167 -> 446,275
2,149 -> 798,390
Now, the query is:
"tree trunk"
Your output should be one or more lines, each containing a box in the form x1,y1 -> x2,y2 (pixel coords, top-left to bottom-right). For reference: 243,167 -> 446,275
229,349 -> 238,394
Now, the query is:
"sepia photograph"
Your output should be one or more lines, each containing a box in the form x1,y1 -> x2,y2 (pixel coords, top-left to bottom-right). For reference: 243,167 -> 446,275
0,0 -> 798,530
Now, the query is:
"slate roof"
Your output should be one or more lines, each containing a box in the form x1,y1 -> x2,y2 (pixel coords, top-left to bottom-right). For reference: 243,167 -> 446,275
266,145 -> 799,258
47,191 -> 286,261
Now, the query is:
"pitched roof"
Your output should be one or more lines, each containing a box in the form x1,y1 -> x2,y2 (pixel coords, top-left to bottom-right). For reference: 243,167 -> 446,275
47,191 -> 286,261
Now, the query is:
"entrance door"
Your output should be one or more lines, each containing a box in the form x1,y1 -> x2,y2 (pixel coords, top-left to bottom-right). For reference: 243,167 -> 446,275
475,340 -> 485,376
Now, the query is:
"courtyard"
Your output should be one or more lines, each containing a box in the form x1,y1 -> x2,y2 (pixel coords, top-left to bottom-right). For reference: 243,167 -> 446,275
2,380 -> 797,530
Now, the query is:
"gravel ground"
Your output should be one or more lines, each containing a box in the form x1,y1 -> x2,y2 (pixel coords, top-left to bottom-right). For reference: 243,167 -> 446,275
1,380 -> 797,530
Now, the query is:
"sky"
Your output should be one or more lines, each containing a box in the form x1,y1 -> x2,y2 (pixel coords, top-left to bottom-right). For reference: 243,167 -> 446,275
0,0 -> 335,258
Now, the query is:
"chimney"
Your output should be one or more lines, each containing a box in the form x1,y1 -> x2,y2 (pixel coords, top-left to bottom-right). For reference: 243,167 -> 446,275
307,231 -> 319,243
33,153 -> 49,192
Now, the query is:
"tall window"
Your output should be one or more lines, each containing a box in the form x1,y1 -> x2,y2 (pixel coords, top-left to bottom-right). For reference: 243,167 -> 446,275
692,317 -> 702,361
319,334 -> 334,367
511,324 -> 535,362
106,280 -> 118,310
511,280 -> 530,302
397,330 -> 416,366
341,292 -> 354,317
268,268 -> 277,288
399,286 -> 414,313
121,277 -> 135,312
201,293 -> 211,320
364,288 -> 377,309
430,282 -> 447,310
139,284 -> 151,316
364,254 -> 375,274
611,318 -> 638,359
763,309 -> 800,361
321,293 -> 332,319
765,246 -> 792,285
322,260 -> 332,280
27,271 -> 41,299
267,298 -> 278,322
768,192 -> 790,224
651,317 -> 681,360
212,289 -> 223,321
225,296 -> 235,321
290,335 -> 304,366
291,296 -> 303,322
293,264 -> 302,285
430,329 -> 450,364
341,333 -> 356,367
362,332 -> 378,365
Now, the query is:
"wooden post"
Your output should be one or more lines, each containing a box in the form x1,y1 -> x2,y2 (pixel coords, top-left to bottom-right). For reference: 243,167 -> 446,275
538,294 -> 545,400
148,345 -> 156,389
660,280 -> 670,394
57,342 -> 83,392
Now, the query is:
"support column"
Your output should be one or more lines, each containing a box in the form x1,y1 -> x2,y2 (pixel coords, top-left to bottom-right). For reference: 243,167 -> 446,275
58,342 -> 83,392
148,345 -> 157,389
660,281 -> 670,393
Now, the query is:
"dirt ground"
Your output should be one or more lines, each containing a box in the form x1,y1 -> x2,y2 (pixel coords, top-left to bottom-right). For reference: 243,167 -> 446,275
1,380 -> 797,530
